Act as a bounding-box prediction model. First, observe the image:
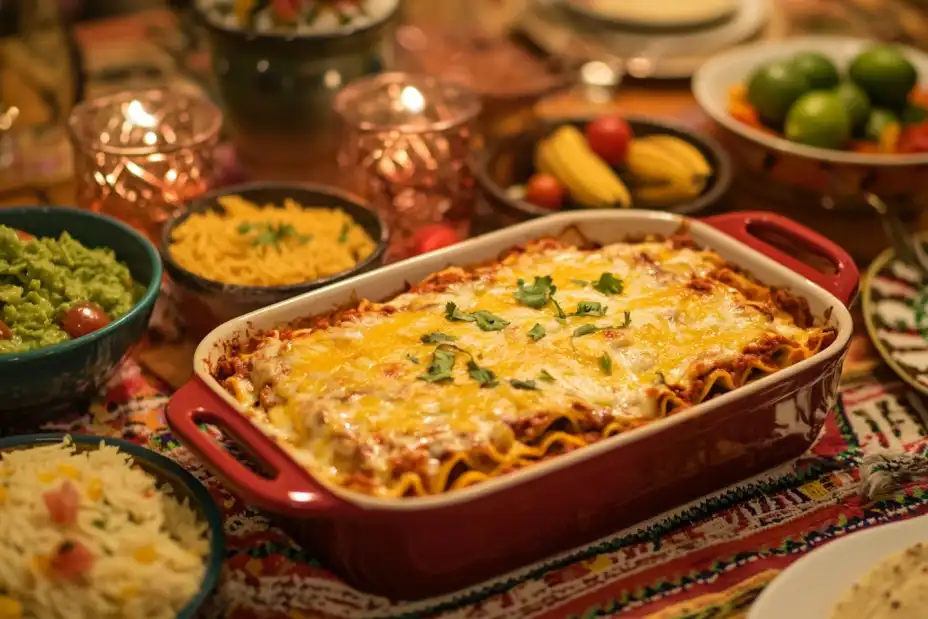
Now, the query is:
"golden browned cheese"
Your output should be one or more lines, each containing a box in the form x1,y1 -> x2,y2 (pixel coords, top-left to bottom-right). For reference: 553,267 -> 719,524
218,236 -> 836,498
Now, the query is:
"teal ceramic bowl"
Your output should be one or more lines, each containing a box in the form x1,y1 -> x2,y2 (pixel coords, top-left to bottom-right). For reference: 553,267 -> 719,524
0,207 -> 162,426
0,433 -> 226,617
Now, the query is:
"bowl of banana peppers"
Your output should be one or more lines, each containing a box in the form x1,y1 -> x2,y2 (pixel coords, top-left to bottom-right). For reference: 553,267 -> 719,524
475,114 -> 733,226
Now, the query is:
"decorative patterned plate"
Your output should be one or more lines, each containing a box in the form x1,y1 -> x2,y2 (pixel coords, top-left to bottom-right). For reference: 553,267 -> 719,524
862,235 -> 928,396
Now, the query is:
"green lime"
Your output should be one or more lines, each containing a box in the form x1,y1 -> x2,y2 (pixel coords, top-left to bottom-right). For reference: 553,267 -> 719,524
747,61 -> 812,126
784,91 -> 851,149
834,81 -> 871,131
790,52 -> 840,90
864,107 -> 900,142
902,103 -> 928,125
849,45 -> 918,110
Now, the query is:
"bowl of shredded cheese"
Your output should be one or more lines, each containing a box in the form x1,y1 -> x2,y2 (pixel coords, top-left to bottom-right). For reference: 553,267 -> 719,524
0,433 -> 225,619
162,182 -> 388,336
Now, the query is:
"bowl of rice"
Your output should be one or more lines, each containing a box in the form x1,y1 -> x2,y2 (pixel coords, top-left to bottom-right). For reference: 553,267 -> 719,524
161,182 -> 388,336
0,433 -> 225,619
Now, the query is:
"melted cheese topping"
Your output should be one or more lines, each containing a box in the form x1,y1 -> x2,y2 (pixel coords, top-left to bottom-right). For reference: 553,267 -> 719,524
226,240 -> 824,496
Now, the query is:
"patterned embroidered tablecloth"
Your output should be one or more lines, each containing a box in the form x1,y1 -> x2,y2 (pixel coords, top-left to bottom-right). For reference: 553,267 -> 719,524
29,318 -> 928,619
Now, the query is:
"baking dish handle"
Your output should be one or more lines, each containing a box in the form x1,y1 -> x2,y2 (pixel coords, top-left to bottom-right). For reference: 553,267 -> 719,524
701,211 -> 859,306
166,378 -> 355,516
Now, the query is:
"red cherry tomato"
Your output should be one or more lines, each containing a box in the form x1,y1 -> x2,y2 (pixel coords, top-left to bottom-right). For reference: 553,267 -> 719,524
13,229 -> 34,241
584,115 -> 633,165
898,122 -> 928,153
413,224 -> 460,255
61,302 -> 110,339
0,320 -> 11,340
524,173 -> 566,210
271,0 -> 301,21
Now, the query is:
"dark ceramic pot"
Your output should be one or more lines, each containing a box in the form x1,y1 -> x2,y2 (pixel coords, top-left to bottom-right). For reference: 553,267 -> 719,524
161,182 -> 389,339
0,207 -> 161,427
194,3 -> 400,152
474,115 -> 734,229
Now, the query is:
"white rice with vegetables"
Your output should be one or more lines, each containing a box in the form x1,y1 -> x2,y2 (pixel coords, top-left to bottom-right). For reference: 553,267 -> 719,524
0,437 -> 210,619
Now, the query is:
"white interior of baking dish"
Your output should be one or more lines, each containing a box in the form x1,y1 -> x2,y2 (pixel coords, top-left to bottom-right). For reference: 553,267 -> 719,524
192,210 -> 854,510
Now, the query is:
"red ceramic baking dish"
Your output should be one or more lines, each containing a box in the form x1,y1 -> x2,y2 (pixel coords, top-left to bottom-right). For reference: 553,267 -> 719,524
166,210 -> 857,600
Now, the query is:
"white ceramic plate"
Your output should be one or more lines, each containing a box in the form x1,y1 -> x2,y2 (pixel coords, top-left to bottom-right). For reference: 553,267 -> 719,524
556,0 -> 771,80
562,0 -> 739,30
748,517 -> 928,618
693,36 -> 928,165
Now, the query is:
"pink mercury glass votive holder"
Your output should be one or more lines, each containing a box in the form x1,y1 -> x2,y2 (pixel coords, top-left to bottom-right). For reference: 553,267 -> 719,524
334,72 -> 482,261
67,89 -> 222,241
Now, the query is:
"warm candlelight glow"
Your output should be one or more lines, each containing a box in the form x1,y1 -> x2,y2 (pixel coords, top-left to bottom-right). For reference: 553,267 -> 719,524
125,100 -> 158,128
400,86 -> 425,114
69,89 -> 221,241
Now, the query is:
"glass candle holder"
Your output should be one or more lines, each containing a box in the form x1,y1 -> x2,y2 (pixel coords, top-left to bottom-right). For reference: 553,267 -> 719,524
67,88 -> 222,240
334,73 -> 482,261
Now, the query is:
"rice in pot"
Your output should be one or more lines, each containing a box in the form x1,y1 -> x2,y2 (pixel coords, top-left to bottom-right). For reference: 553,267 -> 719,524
0,437 -> 209,619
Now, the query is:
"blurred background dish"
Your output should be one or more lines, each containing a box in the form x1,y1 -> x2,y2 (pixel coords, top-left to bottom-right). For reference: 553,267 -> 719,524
0,207 -> 160,427
475,114 -> 732,227
161,182 -> 387,338
0,432 -> 226,619
561,0 -> 740,31
193,0 -> 401,181
693,37 -> 928,215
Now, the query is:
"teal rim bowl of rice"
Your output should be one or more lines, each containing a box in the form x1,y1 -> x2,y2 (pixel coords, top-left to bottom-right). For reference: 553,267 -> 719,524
0,433 -> 225,619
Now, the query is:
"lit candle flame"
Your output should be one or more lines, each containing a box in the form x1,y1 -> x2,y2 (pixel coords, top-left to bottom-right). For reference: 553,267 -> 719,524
125,100 -> 157,128
399,86 -> 425,114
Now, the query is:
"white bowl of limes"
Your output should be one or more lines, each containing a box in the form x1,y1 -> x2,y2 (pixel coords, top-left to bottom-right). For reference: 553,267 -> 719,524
693,36 -> 928,165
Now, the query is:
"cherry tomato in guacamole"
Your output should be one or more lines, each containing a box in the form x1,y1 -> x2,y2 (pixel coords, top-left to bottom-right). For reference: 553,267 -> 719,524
524,173 -> 565,210
61,302 -> 110,339
0,320 -> 11,340
584,115 -> 633,165
413,224 -> 460,255
13,229 -> 34,241
898,122 -> 928,153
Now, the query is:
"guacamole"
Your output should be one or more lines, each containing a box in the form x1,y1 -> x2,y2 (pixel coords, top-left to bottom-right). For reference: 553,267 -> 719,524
0,225 -> 140,354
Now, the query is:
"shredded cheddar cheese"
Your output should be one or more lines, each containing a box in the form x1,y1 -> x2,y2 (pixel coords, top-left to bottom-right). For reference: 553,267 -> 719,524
220,236 -> 835,498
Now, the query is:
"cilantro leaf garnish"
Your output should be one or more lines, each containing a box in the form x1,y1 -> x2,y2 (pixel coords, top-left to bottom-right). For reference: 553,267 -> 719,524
338,222 -> 350,244
571,312 -> 631,339
419,348 -> 456,383
571,279 -> 589,287
538,369 -> 555,383
619,310 -> 631,327
445,302 -> 476,323
571,301 -> 607,317
420,332 -> 456,344
238,221 -> 311,250
472,310 -> 510,332
528,323 -> 546,341
600,353 -> 613,376
510,379 -> 539,391
551,297 -> 566,319
514,276 -> 556,309
406,353 -> 420,364
572,324 -> 601,338
593,272 -> 624,295
467,360 -> 498,388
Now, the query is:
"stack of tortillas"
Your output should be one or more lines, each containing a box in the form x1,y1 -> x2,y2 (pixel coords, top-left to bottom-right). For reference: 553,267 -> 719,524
584,0 -> 739,27
830,541 -> 928,618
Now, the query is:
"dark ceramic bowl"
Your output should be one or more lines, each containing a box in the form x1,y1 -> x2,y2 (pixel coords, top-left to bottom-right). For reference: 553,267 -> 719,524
194,0 -> 400,166
0,207 -> 161,426
0,433 -> 226,617
161,182 -> 388,338
474,115 -> 733,228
